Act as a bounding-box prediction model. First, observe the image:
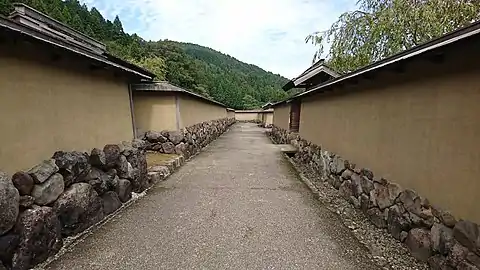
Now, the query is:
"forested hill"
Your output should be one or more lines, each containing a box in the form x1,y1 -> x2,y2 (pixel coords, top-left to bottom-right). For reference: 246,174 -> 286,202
0,0 -> 289,109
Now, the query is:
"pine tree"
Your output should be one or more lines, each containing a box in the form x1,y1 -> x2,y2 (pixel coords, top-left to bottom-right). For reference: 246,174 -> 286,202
70,14 -> 84,32
61,5 -> 72,24
113,15 -> 123,34
0,0 -> 12,16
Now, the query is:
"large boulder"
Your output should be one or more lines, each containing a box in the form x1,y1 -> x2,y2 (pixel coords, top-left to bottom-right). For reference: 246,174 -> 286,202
467,252 -> 480,268
53,183 -> 104,236
370,181 -> 402,210
131,139 -> 148,150
145,131 -> 167,143
431,223 -> 455,255
126,150 -> 148,193
31,173 -> 64,205
11,172 -> 34,196
405,228 -> 433,262
350,173 -> 364,197
338,180 -> 354,201
366,208 -> 387,229
52,151 -> 90,186
175,142 -> 187,156
115,179 -> 132,203
427,255 -> 449,270
445,242 -> 469,268
162,142 -> 175,154
103,144 -> 121,168
89,148 -> 106,168
117,155 -> 134,180
432,207 -> 457,228
360,176 -> 374,195
12,206 -> 62,270
101,191 -> 122,215
168,131 -> 185,145
360,168 -> 374,180
360,193 -> 376,213
332,156 -> 346,175
0,233 -> 19,267
0,172 -> 19,235
84,168 -> 116,196
27,159 -> 58,184
387,204 -> 411,240
340,169 -> 353,180
453,220 -> 480,255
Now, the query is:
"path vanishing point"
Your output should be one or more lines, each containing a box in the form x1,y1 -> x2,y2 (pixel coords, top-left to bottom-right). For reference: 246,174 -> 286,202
46,123 -> 378,270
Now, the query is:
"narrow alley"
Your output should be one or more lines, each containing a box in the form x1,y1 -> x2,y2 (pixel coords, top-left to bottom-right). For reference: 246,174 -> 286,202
46,123 -> 377,269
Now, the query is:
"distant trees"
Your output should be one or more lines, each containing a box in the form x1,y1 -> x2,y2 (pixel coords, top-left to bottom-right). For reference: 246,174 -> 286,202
0,0 -> 289,109
307,0 -> 480,74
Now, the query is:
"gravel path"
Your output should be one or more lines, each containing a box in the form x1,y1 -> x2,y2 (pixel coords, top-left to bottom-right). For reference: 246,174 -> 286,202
46,123 -> 378,270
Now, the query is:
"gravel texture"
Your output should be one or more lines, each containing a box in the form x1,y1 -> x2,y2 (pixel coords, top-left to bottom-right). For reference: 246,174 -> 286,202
289,158 -> 429,270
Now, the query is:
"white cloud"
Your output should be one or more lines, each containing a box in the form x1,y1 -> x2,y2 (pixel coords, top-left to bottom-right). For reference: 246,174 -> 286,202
80,0 -> 356,78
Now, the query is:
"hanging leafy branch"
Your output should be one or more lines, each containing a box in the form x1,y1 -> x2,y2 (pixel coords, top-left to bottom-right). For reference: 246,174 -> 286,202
307,0 -> 480,73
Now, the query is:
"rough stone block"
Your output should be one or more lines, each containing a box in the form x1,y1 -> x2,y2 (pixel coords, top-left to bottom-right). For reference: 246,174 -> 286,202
31,173 -> 64,205
12,172 -> 34,196
27,159 -> 58,184
12,206 -> 62,270
454,220 -> 479,254
405,228 -> 433,262
0,172 -> 19,236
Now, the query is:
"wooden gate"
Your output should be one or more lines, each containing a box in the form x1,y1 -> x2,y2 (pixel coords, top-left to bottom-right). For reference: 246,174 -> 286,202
289,101 -> 301,132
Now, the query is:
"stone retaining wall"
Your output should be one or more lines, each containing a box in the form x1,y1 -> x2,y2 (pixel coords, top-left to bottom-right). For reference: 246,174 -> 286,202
236,119 -> 261,124
142,118 -> 235,159
269,126 -> 480,270
0,118 -> 235,270
144,117 -> 235,182
0,140 -> 148,270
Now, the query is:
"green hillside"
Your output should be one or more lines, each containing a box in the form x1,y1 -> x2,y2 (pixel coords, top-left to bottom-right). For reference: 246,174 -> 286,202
0,0 -> 289,109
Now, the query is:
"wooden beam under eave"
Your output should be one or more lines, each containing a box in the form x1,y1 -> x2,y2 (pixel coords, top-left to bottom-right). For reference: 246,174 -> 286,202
428,53 -> 445,64
363,71 -> 376,80
50,53 -> 61,62
390,61 -> 407,74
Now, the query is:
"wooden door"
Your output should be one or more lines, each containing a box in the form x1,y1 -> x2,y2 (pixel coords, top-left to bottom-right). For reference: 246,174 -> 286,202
289,101 -> 301,132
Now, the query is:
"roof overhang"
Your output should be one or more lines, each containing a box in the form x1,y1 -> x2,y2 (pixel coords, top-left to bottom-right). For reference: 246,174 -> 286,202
283,60 -> 340,91
0,9 -> 155,80
288,20 -> 480,101
132,82 -> 227,107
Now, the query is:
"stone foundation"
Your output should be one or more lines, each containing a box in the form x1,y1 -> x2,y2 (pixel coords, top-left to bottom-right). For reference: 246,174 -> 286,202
0,140 -> 149,270
143,118 -> 235,182
237,119 -> 261,124
0,118 -> 234,270
268,125 -> 480,270
142,118 -> 235,159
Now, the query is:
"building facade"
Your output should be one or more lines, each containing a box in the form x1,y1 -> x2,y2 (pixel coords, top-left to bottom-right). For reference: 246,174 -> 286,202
0,4 -> 154,173
132,82 -> 229,136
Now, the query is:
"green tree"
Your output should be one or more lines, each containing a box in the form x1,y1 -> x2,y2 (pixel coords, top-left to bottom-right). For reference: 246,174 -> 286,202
129,56 -> 167,81
307,0 -> 480,73
61,5 -> 72,24
113,15 -> 123,34
0,0 -> 290,109
70,14 -> 84,32
241,94 -> 261,110
0,0 -> 12,15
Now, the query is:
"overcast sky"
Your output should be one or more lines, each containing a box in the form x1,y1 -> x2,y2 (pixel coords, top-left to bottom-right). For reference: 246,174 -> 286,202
81,0 -> 356,78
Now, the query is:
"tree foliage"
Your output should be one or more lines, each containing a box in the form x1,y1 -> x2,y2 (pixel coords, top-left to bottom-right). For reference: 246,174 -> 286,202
307,0 -> 480,73
0,0 -> 289,109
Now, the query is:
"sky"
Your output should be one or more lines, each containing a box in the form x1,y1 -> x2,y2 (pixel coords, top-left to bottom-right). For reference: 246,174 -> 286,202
80,0 -> 357,79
